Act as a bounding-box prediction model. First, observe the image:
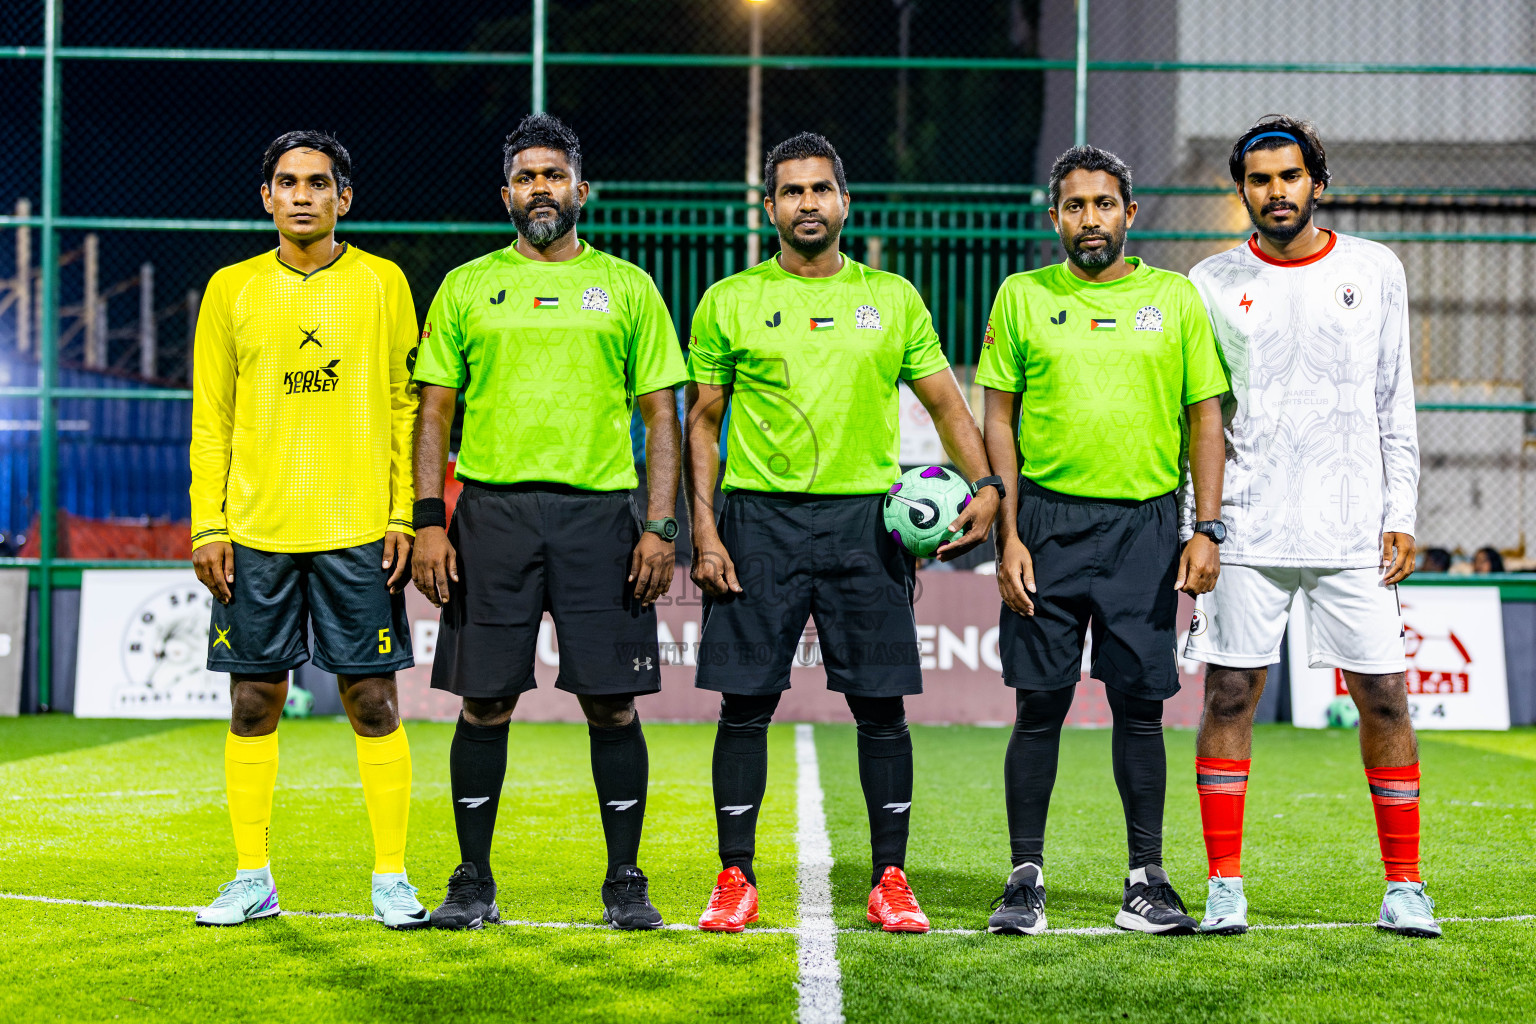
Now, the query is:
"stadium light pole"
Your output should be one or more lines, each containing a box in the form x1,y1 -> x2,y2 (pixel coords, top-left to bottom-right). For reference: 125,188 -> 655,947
1073,0 -> 1089,146
531,0 -> 546,113
745,0 -> 768,266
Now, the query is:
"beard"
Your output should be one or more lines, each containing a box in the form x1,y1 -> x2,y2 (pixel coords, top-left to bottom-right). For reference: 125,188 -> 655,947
1063,226 -> 1125,271
511,195 -> 582,248
778,211 -> 844,259
1244,191 -> 1317,244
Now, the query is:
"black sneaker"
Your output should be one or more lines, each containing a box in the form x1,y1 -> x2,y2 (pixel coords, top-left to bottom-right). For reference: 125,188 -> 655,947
431,862 -> 500,930
988,863 -> 1047,935
601,865 -> 665,930
1114,865 -> 1197,934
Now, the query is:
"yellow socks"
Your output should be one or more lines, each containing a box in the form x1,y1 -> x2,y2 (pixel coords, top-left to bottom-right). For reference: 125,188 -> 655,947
356,725 -> 412,875
225,731 -> 280,870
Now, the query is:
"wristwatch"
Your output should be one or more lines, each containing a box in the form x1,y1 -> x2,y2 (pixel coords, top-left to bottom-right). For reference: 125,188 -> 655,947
972,475 -> 1007,499
1193,520 -> 1227,544
644,517 -> 680,542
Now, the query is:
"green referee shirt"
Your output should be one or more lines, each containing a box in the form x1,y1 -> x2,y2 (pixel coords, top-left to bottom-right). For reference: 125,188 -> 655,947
688,254 -> 951,494
412,241 -> 688,490
975,258 -> 1229,500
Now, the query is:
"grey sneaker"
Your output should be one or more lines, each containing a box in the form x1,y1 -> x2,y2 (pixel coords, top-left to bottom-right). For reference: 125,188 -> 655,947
987,862 -> 1047,935
1114,865 -> 1197,935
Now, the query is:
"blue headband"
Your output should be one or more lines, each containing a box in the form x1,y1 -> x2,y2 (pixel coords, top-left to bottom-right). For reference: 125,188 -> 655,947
1243,130 -> 1301,154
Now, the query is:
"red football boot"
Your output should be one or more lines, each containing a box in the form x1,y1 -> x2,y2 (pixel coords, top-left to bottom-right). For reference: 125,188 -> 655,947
698,866 -> 759,933
867,866 -> 931,933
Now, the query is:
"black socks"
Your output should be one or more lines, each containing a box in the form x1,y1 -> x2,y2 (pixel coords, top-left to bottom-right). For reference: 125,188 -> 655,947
713,693 -> 780,886
589,715 -> 650,879
1004,685 -> 1075,868
450,713 -> 510,877
848,695 -> 913,889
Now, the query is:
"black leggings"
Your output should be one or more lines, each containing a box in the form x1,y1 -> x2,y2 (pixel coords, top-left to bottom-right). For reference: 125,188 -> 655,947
715,691 -> 911,888
1003,683 -> 1166,870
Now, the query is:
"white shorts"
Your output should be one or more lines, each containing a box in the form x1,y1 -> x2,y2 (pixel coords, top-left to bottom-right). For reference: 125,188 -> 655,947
1183,565 -> 1406,674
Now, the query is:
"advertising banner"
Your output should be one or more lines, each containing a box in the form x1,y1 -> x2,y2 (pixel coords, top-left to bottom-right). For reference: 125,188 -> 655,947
1288,585 -> 1509,730
0,569 -> 26,716
397,570 -> 1210,726
74,569 -> 231,719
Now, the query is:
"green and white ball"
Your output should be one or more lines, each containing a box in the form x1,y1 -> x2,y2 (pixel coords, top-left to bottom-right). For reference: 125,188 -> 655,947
283,685 -> 315,719
883,466 -> 973,557
1326,695 -> 1360,729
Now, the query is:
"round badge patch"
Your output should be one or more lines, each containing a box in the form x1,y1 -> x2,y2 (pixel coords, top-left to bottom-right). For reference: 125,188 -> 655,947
1335,282 -> 1362,310
1189,609 -> 1208,637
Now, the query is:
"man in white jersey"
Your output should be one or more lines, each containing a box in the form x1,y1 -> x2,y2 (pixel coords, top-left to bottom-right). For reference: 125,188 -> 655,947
1183,116 -> 1437,938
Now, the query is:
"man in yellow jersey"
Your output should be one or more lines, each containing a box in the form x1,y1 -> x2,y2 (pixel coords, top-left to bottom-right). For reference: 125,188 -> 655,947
188,131 -> 426,929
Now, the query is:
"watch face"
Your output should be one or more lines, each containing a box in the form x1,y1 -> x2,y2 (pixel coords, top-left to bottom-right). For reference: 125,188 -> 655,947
1207,521 -> 1227,542
662,519 -> 679,541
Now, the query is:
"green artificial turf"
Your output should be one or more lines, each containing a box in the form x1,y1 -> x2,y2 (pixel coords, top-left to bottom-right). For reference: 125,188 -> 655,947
1,717 -> 1532,1023
820,723 -> 1536,1023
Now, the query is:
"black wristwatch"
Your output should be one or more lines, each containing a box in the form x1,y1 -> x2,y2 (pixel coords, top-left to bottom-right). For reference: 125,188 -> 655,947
1193,520 -> 1227,545
644,517 -> 679,542
972,475 -> 1007,499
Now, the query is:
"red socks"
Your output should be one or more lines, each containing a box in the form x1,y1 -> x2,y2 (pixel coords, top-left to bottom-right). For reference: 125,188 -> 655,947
1365,763 -> 1422,882
1196,757 -> 1250,878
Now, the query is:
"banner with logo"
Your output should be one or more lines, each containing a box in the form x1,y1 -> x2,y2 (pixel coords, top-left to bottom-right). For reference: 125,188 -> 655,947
74,570 -> 231,719
0,569 -> 27,716
398,570 -> 1211,726
1288,585 -> 1509,730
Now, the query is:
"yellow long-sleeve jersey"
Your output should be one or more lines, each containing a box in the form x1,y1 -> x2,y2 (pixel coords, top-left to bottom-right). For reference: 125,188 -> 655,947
189,244 -> 419,553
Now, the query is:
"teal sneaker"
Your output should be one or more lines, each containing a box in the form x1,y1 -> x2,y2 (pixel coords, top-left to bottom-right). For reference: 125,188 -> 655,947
1377,881 -> 1441,937
372,872 -> 431,930
1198,876 -> 1249,934
195,866 -> 280,926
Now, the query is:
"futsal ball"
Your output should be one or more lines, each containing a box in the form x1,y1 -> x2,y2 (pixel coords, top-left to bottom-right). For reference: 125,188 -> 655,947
883,466 -> 973,557
283,685 -> 315,719
1325,695 -> 1360,729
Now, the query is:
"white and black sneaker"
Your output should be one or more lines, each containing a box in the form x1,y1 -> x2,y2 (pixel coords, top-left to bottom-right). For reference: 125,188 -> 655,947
987,862 -> 1047,935
1114,865 -> 1197,934
431,862 -> 500,930
601,865 -> 665,930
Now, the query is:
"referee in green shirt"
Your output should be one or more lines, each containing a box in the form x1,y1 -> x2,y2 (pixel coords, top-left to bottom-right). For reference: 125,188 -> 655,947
411,115 -> 687,931
977,146 -> 1228,937
688,132 -> 1000,934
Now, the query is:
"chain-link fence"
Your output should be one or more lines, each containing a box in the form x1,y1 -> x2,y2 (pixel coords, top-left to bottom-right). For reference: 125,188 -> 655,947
2,1 -> 1533,613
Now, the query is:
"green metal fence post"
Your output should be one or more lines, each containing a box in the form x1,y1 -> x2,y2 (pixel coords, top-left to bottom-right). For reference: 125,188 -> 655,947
1074,0 -> 1089,146
37,0 -> 62,711
531,0 -> 546,113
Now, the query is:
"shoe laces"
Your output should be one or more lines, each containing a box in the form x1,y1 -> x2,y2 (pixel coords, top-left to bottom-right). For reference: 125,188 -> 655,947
445,868 -> 487,904
877,875 -> 922,916
1206,878 -> 1244,918
1142,881 -> 1188,915
607,873 -> 651,908
210,876 -> 268,908
990,881 -> 1044,914
708,875 -> 750,910
1392,884 -> 1435,920
377,878 -> 421,914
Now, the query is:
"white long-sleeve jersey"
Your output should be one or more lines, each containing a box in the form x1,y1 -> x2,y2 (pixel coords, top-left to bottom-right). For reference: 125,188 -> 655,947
1185,231 -> 1419,568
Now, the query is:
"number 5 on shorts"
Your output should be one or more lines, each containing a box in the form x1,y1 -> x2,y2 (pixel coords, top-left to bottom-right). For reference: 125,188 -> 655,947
377,628 -> 391,654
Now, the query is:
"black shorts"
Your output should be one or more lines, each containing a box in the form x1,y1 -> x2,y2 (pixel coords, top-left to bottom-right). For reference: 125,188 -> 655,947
999,478 -> 1180,700
207,539 -> 414,676
430,482 -> 662,700
695,491 -> 921,698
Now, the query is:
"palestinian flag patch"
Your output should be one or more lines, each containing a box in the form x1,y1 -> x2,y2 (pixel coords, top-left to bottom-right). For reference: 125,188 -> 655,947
810,317 -> 835,331
1089,318 -> 1117,331
533,296 -> 560,309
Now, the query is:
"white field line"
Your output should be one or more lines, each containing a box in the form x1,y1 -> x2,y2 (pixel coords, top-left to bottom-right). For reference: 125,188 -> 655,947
2,892 -> 1533,936
794,723 -> 844,1024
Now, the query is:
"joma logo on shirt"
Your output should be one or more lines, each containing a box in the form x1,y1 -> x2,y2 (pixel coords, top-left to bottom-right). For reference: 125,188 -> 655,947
284,359 -> 341,395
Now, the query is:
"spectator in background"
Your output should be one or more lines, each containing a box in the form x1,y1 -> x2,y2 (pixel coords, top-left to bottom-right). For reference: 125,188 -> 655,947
1473,547 -> 1505,574
1419,548 -> 1451,573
